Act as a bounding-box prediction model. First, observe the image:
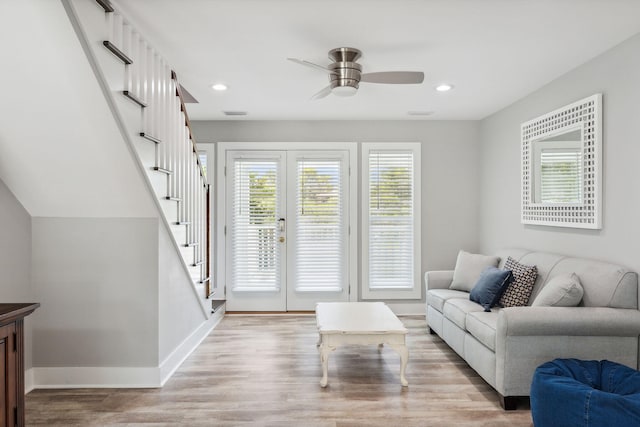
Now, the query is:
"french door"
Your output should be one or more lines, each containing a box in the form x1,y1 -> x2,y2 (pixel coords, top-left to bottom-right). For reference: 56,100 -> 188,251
225,149 -> 351,311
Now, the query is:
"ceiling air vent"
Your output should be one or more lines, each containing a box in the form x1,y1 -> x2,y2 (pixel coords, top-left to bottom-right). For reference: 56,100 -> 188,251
223,111 -> 248,116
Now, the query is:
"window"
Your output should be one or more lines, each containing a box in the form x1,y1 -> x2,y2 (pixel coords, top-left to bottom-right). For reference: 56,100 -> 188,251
362,143 -> 421,300
198,151 -> 208,179
293,156 -> 346,292
537,146 -> 582,204
230,157 -> 281,292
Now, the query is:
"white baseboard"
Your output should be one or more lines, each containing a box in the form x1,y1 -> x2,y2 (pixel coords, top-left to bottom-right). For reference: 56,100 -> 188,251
25,368 -> 35,393
32,366 -> 161,389
31,306 -> 225,390
159,304 -> 225,385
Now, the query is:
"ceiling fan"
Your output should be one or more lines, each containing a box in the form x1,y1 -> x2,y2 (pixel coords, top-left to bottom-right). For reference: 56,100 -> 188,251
288,47 -> 424,99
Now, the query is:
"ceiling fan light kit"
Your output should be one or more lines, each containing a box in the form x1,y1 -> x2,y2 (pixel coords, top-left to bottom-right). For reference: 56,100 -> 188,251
288,47 -> 424,99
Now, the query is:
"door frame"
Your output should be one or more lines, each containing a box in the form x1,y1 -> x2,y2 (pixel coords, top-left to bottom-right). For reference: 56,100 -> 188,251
216,142 -> 359,309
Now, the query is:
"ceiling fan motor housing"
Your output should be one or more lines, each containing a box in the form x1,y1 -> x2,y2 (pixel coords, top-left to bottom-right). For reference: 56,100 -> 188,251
328,48 -> 363,92
329,61 -> 361,90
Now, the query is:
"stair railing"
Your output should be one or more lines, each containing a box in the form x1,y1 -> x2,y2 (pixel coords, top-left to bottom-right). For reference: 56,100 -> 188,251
95,0 -> 212,298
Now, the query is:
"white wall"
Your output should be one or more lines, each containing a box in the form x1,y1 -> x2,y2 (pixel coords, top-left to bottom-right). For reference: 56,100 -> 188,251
31,218 -> 160,367
0,0 -> 156,218
192,120 -> 481,302
0,179 -> 34,370
479,33 -> 640,272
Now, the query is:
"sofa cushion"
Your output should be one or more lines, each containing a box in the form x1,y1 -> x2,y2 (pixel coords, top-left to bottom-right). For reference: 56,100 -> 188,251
466,310 -> 499,351
443,298 -> 486,330
469,267 -> 513,312
499,257 -> 538,307
426,289 -> 469,313
518,252 -> 567,303
450,250 -> 500,292
547,258 -> 638,309
532,273 -> 583,307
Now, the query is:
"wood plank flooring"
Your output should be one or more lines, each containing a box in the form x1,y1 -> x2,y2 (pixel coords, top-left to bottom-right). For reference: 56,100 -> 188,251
26,315 -> 533,426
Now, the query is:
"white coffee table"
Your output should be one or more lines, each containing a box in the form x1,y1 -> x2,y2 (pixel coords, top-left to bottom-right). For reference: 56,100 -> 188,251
315,302 -> 409,387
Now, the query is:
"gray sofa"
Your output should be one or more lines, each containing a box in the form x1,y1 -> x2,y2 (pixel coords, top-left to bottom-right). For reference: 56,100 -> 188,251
425,248 -> 640,410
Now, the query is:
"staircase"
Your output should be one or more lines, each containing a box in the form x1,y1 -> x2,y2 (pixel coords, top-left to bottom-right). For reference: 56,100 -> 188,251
64,0 -> 217,314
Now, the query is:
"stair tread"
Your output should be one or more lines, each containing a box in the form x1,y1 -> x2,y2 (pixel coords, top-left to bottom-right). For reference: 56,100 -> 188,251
123,90 -> 148,108
102,41 -> 132,65
152,166 -> 173,175
139,132 -> 161,144
95,0 -> 114,12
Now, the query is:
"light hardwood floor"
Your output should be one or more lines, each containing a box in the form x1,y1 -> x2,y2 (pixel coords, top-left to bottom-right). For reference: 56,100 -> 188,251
26,315 -> 533,426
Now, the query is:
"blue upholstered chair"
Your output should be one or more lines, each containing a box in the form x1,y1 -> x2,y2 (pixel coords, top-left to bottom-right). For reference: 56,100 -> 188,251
531,359 -> 640,427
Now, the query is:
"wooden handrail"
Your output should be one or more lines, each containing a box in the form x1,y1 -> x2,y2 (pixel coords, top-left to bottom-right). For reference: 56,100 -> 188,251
171,70 -> 207,184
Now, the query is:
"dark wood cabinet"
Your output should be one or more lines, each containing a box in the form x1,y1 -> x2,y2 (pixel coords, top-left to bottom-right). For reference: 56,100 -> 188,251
0,303 -> 39,427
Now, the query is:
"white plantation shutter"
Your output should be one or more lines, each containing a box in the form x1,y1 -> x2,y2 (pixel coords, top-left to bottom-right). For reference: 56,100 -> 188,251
231,159 -> 281,291
294,158 -> 344,292
539,148 -> 582,203
363,144 -> 421,299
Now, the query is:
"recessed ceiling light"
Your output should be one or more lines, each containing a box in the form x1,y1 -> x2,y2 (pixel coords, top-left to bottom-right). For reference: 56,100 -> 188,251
435,83 -> 454,92
211,83 -> 228,91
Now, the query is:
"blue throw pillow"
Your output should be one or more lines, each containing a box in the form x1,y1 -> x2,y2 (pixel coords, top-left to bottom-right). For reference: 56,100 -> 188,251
469,267 -> 513,312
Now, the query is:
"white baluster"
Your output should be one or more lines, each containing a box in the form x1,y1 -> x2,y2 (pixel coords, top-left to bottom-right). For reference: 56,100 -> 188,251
113,13 -> 123,48
158,62 -> 167,169
140,41 -> 148,103
130,32 -> 140,97
122,23 -> 132,91
172,81 -> 179,198
105,8 -> 113,41
147,48 -> 155,140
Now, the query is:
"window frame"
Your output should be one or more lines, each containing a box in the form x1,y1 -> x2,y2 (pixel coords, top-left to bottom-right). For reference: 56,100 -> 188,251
361,142 -> 422,300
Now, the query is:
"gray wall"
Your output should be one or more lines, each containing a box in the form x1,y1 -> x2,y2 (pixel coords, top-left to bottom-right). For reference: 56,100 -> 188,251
479,33 -> 640,272
0,179 -> 34,369
31,218 -> 159,367
192,120 -> 481,300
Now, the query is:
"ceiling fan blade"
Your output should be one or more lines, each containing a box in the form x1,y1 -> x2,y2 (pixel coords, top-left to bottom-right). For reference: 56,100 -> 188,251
287,58 -> 336,74
310,85 -> 332,100
360,71 -> 425,84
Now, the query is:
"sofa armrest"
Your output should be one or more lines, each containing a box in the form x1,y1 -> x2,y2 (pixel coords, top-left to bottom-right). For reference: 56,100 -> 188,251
424,270 -> 454,291
497,307 -> 640,337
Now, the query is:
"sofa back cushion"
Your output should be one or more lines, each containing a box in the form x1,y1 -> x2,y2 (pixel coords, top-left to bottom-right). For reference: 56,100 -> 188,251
497,249 -> 638,309
549,258 -> 637,309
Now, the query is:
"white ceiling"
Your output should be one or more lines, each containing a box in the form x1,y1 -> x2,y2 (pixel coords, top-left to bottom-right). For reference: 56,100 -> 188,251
115,0 -> 640,121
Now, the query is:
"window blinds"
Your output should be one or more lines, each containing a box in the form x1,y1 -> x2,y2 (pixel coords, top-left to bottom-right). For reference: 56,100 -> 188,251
540,149 -> 582,203
368,151 -> 414,289
231,160 -> 280,291
294,159 -> 344,292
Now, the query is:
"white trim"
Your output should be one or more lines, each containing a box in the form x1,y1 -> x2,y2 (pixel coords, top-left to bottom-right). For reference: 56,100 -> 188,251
361,142 -> 422,300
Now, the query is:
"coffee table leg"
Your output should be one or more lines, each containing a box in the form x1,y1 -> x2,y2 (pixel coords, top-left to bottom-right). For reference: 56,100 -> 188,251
388,343 -> 409,387
319,336 -> 335,387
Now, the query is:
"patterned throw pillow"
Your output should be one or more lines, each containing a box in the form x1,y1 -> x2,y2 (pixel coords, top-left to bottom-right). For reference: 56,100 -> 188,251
499,257 -> 538,307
